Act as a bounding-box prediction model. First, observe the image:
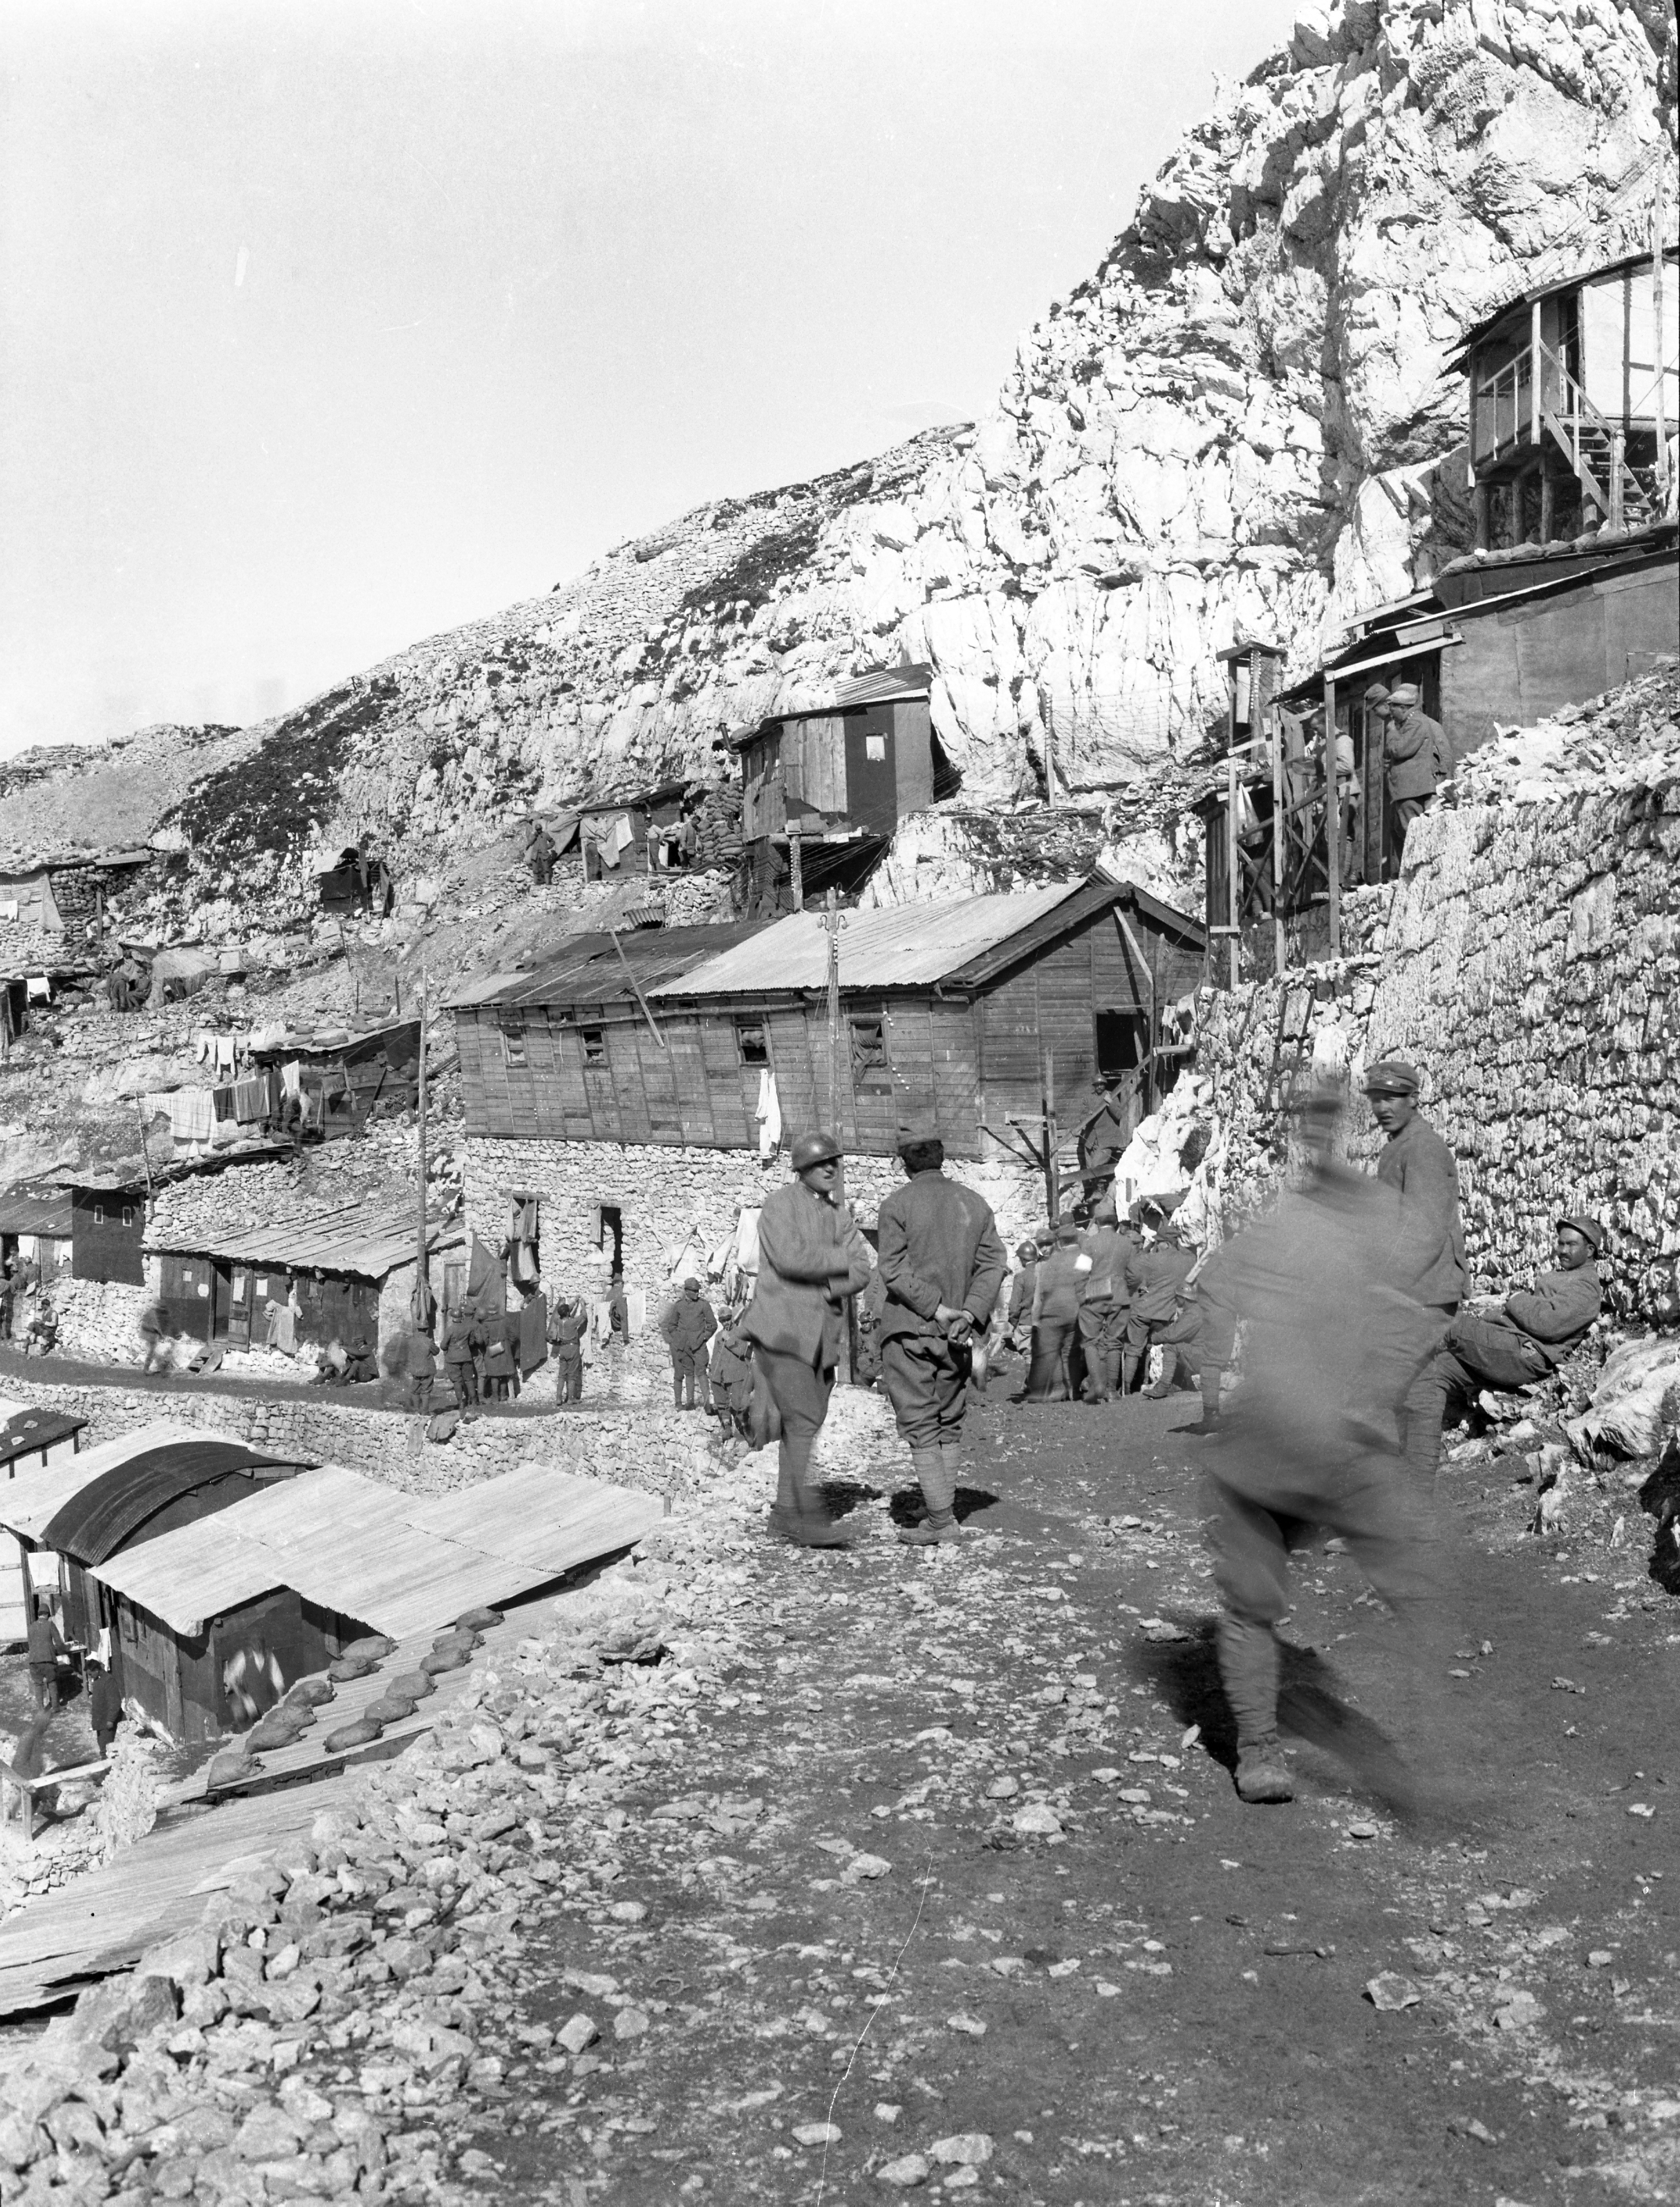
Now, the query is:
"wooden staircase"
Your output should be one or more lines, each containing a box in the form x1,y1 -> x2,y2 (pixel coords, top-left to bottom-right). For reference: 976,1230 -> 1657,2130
1538,339 -> 1656,528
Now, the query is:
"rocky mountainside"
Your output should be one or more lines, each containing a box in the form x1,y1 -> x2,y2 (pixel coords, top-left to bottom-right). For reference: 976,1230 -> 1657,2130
19,0 -> 1679,939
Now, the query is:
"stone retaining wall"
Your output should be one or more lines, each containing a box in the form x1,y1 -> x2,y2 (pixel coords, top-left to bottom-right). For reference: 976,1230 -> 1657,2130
1195,770 -> 1680,1321
0,1370 -> 713,1505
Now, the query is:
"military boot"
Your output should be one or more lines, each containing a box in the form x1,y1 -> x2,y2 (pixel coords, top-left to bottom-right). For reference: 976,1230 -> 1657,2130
1233,1736 -> 1295,1805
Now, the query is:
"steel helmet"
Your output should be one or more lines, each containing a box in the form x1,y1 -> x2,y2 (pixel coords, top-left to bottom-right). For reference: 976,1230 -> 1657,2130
790,1130 -> 842,1171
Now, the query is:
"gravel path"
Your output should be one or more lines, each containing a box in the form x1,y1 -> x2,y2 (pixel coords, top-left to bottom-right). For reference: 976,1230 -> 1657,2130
2,1385 -> 1674,2206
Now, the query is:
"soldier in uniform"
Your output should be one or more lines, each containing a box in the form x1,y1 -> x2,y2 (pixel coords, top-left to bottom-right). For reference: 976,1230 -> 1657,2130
1381,683 -> 1448,873
1205,1085 -> 1444,1803
660,1276 -> 718,1410
441,1306 -> 483,1409
1121,1205 -> 1197,1395
548,1295 -> 587,1405
1363,1059 -> 1466,1494
743,1130 -> 872,1547
875,1129 -> 1007,1545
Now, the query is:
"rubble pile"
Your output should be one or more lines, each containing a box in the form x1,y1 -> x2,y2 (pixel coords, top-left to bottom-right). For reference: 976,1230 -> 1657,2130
1449,661 -> 1680,805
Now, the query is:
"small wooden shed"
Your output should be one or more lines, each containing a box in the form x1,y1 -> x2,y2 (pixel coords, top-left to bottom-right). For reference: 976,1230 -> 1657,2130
247,1019 -> 421,1139
0,1186 -> 75,1287
0,1408 -> 85,1644
732,664 -> 958,909
64,1177 -> 148,1286
0,1423 -> 317,1744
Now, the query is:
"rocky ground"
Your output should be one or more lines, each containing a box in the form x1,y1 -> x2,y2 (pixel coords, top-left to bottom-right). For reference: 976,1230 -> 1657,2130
3,1377 -> 1675,2207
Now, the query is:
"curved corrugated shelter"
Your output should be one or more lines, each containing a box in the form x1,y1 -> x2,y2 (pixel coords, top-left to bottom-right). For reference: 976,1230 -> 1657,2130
0,1423 -> 304,1563
40,1440 -> 296,1564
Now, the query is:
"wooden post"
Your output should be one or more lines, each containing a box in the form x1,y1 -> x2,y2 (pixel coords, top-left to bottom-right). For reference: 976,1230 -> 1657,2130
1473,477 -> 1490,550
823,889 -> 843,1135
1325,676 -> 1341,958
1539,465 -> 1556,546
1529,297 -> 1542,447
1654,190 -> 1669,498
414,971 -> 431,1330
1042,1052 -> 1058,1227
1045,705 -> 1057,811
789,827 -> 804,912
610,928 -> 666,1050
1271,699 -> 1287,976
1226,748 -> 1240,990
1609,431 -> 1625,529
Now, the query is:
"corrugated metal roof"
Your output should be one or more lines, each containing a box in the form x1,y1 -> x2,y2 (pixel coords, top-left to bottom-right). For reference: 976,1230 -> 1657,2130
651,886 -> 1085,999
87,1458 -> 664,1639
449,923 -> 767,1013
832,663 -> 932,708
43,1440 -> 301,1565
0,1424 -> 297,1550
147,1198 -> 463,1280
0,1187 -> 73,1238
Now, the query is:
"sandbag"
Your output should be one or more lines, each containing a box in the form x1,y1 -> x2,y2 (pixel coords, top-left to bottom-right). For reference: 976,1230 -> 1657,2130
364,1693 -> 418,1726
247,1711 -> 307,1753
325,1718 -> 384,1752
207,1750 -> 259,1789
456,1606 -> 503,1633
285,1678 -> 335,1708
389,1670 -> 436,1701
1566,1337 -> 1680,1461
421,1646 -> 470,1677
329,1655 -> 380,1684
342,1635 -> 396,1663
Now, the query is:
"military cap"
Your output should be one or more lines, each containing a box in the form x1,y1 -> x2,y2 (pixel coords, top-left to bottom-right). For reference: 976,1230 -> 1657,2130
1016,1239 -> 1038,1260
1362,1059 -> 1420,1097
1362,682 -> 1391,705
895,1112 -> 942,1148
790,1129 -> 842,1170
1387,682 -> 1421,706
1054,1220 -> 1081,1243
1556,1213 -> 1605,1254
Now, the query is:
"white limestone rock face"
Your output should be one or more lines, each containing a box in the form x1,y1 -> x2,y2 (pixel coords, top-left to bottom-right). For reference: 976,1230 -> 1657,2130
69,1 -> 1680,922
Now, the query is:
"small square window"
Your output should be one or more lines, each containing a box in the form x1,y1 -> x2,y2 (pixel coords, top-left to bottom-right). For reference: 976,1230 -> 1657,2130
581,1027 -> 607,1068
865,733 -> 887,761
501,1024 -> 528,1068
122,1206 -> 136,1229
736,1018 -> 769,1067
850,1016 -> 888,1077
93,1204 -> 105,1226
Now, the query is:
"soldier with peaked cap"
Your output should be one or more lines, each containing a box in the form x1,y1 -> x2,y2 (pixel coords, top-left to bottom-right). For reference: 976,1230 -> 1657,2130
875,1121 -> 1007,1545
1381,682 -> 1448,873
1363,1059 -> 1466,1495
743,1130 -> 873,1547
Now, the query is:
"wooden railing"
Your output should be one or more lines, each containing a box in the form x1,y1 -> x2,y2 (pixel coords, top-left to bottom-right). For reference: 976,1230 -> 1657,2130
1473,346 -> 1536,463
1,1751 -> 111,1843
1534,339 -> 1618,515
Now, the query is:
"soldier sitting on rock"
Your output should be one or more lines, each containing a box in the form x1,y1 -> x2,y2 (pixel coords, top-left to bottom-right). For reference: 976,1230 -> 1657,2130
1430,1215 -> 1605,1433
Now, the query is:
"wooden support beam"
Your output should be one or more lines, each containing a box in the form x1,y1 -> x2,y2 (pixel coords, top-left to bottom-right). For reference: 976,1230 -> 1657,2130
1325,676 -> 1341,958
610,929 -> 666,1051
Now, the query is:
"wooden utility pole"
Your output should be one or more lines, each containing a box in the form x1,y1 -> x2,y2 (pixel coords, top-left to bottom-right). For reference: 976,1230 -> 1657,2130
822,889 -> 845,1133
1042,1052 -> 1059,1227
1271,705 -> 1287,976
789,826 -> 804,912
415,971 -> 432,1329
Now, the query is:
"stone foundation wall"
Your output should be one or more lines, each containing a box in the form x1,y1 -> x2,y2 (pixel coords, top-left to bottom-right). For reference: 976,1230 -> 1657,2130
1195,771 -> 1680,1322
460,1136 -> 1049,1320
39,1272 -> 161,1365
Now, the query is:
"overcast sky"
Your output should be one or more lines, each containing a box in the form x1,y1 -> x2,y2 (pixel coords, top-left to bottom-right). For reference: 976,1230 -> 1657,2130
0,0 -> 1296,757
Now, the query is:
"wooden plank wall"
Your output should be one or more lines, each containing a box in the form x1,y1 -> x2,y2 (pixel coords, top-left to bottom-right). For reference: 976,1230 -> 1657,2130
454,902 -> 1204,1159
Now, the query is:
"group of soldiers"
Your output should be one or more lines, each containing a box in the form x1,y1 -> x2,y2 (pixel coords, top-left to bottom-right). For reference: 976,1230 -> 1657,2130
724,1069 -> 1607,1811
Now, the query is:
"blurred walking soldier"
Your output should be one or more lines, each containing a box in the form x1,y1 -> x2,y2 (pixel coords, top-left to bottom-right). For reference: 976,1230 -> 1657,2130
1205,1085 -> 1444,1804
876,1130 -> 1007,1545
744,1131 -> 872,1547
660,1276 -> 718,1410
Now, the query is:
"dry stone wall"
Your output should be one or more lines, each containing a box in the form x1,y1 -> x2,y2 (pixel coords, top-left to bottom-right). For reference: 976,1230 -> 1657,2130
462,1136 -> 1049,1313
1195,760 -> 1680,1321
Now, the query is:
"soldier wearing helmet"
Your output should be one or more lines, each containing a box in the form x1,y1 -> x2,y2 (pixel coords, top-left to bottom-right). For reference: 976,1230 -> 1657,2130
743,1130 -> 873,1547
